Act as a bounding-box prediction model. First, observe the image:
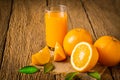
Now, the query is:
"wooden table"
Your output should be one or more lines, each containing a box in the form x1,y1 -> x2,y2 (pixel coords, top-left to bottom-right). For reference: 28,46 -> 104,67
0,0 -> 120,80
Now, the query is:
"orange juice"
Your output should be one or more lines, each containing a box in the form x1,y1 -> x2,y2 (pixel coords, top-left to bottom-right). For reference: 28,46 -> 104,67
45,8 -> 67,48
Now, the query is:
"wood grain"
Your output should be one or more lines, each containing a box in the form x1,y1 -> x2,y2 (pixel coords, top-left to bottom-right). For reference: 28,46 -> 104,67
0,0 -> 12,67
81,0 -> 120,39
110,65 -> 120,80
101,68 -> 113,80
0,0 -> 55,80
67,0 -> 98,41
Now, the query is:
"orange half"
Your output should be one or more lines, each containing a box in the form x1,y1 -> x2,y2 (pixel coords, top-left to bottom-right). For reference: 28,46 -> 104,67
71,42 -> 99,72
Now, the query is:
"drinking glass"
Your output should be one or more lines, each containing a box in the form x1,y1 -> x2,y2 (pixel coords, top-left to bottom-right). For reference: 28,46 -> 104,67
45,5 -> 68,48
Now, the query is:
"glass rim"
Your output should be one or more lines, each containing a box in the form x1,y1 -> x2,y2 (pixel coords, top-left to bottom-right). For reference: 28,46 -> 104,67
45,5 -> 67,12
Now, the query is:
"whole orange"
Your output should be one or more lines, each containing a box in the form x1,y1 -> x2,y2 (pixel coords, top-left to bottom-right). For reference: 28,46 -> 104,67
94,36 -> 120,66
63,28 -> 93,56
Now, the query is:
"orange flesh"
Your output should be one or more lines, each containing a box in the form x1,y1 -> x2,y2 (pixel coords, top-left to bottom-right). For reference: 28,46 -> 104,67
45,12 -> 67,48
54,42 -> 66,61
32,46 -> 50,65
73,44 -> 90,68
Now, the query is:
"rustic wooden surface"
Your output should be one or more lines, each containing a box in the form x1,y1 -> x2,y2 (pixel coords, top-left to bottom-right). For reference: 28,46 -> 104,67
0,0 -> 120,80
0,0 -> 12,67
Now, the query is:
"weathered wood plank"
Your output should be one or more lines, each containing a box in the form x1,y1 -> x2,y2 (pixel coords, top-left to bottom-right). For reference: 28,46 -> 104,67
0,0 -> 55,80
101,68 -> 113,80
0,0 -> 12,67
110,65 -> 120,80
66,0 -> 97,41
81,0 -> 120,39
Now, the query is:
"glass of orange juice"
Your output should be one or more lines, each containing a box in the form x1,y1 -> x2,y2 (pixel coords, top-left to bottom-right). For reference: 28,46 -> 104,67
45,5 -> 68,49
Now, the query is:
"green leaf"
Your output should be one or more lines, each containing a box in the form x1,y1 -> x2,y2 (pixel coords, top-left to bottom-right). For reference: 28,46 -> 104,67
44,63 -> 54,73
19,66 -> 39,74
65,72 -> 79,80
87,72 -> 101,80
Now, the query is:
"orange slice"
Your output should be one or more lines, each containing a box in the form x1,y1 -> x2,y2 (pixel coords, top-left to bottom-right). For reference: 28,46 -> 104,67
54,42 -> 66,61
71,42 -> 99,72
32,46 -> 50,65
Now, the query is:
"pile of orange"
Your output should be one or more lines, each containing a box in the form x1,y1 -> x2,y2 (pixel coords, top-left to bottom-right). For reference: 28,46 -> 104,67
31,28 -> 120,72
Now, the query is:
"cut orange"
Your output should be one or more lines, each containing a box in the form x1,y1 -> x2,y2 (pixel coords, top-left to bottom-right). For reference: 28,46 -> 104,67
71,42 -> 99,72
54,42 -> 66,61
32,46 -> 50,65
